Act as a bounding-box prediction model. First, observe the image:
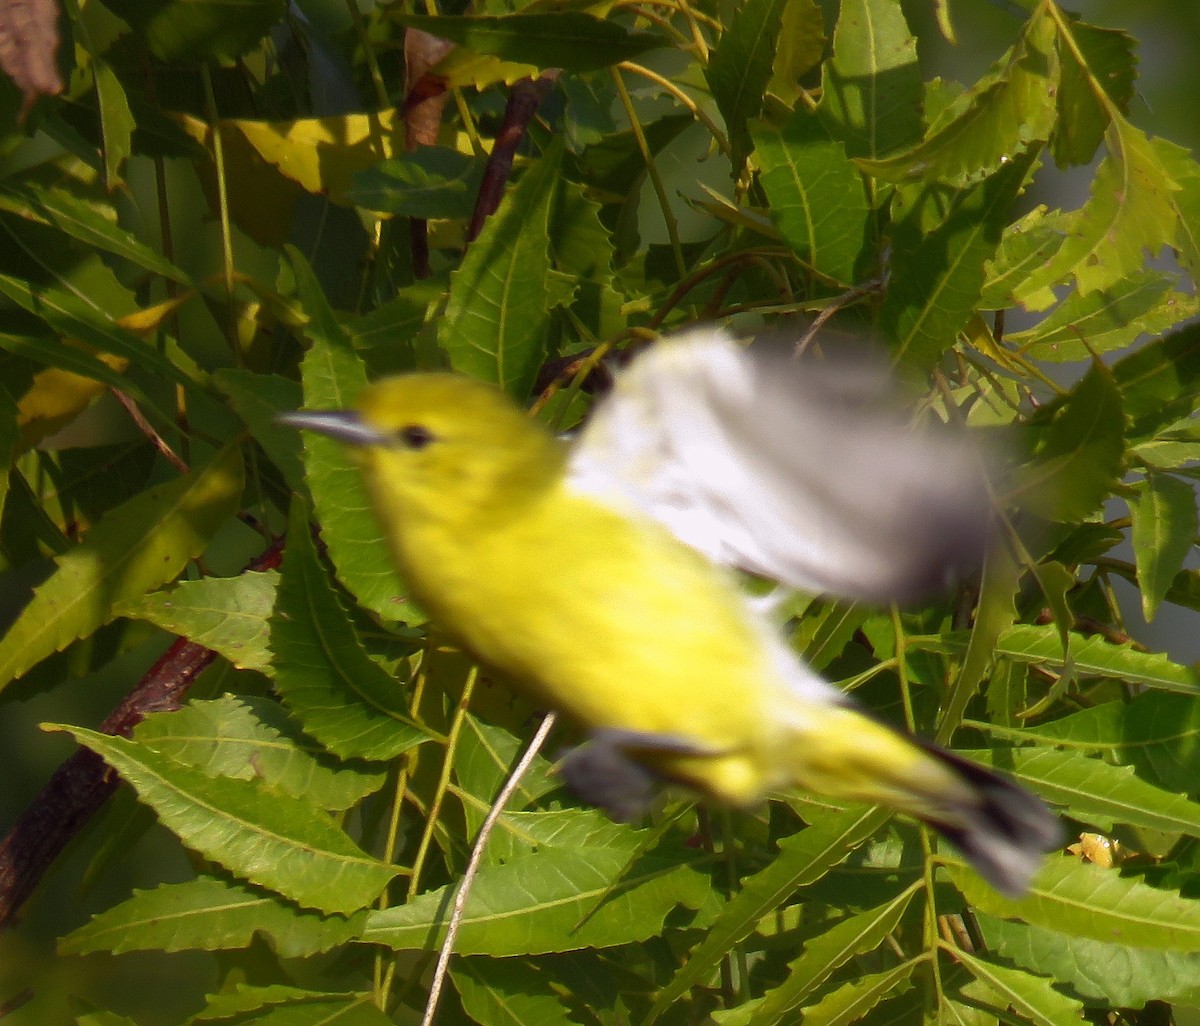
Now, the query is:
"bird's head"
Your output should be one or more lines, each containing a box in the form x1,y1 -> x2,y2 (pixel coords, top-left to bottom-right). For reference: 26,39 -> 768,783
281,373 -> 564,525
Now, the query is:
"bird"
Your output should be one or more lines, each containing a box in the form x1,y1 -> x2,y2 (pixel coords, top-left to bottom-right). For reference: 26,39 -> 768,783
280,325 -> 1062,897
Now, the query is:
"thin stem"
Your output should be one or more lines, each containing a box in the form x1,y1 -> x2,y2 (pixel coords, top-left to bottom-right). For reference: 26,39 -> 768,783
617,62 -> 729,156
199,65 -> 239,361
418,713 -> 557,1026
610,65 -> 687,281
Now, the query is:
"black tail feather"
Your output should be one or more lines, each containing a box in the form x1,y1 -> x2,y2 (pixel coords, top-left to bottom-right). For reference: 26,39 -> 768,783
916,742 -> 1064,898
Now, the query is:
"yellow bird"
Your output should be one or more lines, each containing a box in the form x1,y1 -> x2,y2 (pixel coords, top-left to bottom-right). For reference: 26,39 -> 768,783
282,327 -> 1061,896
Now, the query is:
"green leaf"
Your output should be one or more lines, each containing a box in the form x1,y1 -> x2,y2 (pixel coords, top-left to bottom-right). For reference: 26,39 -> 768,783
714,887 -> 918,1026
790,960 -> 918,1026
0,184 -> 190,285
1007,272 -> 1200,363
1028,116 -> 1180,296
996,624 -> 1200,695
766,0 -> 826,107
453,957 -> 577,1026
1011,362 -> 1125,521
362,836 -> 709,955
980,206 -> 1071,311
347,148 -> 485,220
752,112 -> 868,285
440,141 -> 564,399
1153,138 -> 1200,278
706,0 -> 789,173
134,695 -> 386,810
272,501 -> 428,761
957,949 -> 1084,1026
288,247 -> 415,623
61,874 -> 367,958
93,58 -> 134,187
978,914 -> 1200,1008
1128,473 -> 1198,621
883,153 -> 1035,369
817,0 -> 922,159
48,725 -> 399,915
645,805 -> 888,1025
102,0 -> 288,62
0,444 -> 244,693
960,746 -> 1200,838
856,9 -> 1056,187
393,12 -> 666,73
191,985 -> 392,1024
118,571 -> 278,673
1115,321 -> 1200,442
1051,20 -> 1137,167
946,856 -> 1200,950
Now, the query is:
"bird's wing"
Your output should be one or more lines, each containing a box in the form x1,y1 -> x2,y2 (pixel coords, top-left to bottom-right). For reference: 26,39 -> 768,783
567,326 -> 994,605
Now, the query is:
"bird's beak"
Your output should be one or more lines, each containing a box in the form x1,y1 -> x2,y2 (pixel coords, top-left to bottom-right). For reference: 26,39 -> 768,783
277,410 -> 388,447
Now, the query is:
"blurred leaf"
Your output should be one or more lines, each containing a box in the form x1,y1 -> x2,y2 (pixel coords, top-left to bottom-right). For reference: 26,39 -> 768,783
192,985 -> 392,1023
0,444 -> 243,692
1128,473 -> 1198,621
50,725 -> 400,915
213,368 -> 306,495
394,12 -> 665,72
102,0 -> 287,62
62,874 -> 368,958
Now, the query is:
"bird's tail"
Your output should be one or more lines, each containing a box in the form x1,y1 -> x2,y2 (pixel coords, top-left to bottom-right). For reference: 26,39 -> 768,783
778,704 -> 1063,897
908,740 -> 1064,897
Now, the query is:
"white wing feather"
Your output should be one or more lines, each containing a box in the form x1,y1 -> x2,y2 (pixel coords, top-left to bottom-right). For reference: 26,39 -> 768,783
567,327 -> 993,605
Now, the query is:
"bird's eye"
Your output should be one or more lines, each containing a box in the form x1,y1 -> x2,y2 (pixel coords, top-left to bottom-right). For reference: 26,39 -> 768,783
397,424 -> 436,450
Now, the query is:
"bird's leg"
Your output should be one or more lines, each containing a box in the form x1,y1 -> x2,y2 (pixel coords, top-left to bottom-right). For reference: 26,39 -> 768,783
556,728 -> 723,821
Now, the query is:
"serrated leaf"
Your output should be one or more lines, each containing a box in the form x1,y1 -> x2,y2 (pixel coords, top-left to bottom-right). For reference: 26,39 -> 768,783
1115,321 -> 1200,442
716,887 -> 918,1026
347,147 -> 485,219
817,0 -> 921,159
49,725 -> 399,915
1011,362 -> 1125,521
1153,138 -> 1200,277
1127,473 -> 1198,621
135,695 -> 386,810
980,206 -> 1070,311
795,960 -> 918,1026
645,805 -> 888,1024
996,623 -> 1200,695
191,984 -> 391,1024
752,112 -> 868,285
706,0 -> 789,173
946,856 -> 1200,950
957,949 -> 1083,1026
0,184 -> 191,285
766,0 -> 826,107
440,141 -> 564,399
272,501 -> 427,761
0,444 -> 243,692
1008,272 -> 1200,363
1052,20 -> 1137,167
362,840 -> 709,955
1029,116 -> 1180,296
119,572 -> 278,673
856,9 -> 1057,187
883,153 -> 1035,369
978,913 -> 1200,1008
215,368 -> 306,495
453,957 -> 576,1026
61,874 -> 367,958
288,247 -> 416,623
394,12 -> 665,73
960,746 -> 1200,837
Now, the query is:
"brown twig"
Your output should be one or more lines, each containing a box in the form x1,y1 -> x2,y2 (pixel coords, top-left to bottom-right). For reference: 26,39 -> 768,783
0,535 -> 285,929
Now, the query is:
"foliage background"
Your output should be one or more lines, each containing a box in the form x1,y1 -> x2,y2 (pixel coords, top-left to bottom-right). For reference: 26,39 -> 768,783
1,0 -> 1200,1025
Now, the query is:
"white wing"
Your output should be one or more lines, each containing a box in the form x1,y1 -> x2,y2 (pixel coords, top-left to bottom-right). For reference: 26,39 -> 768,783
567,326 -> 994,605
